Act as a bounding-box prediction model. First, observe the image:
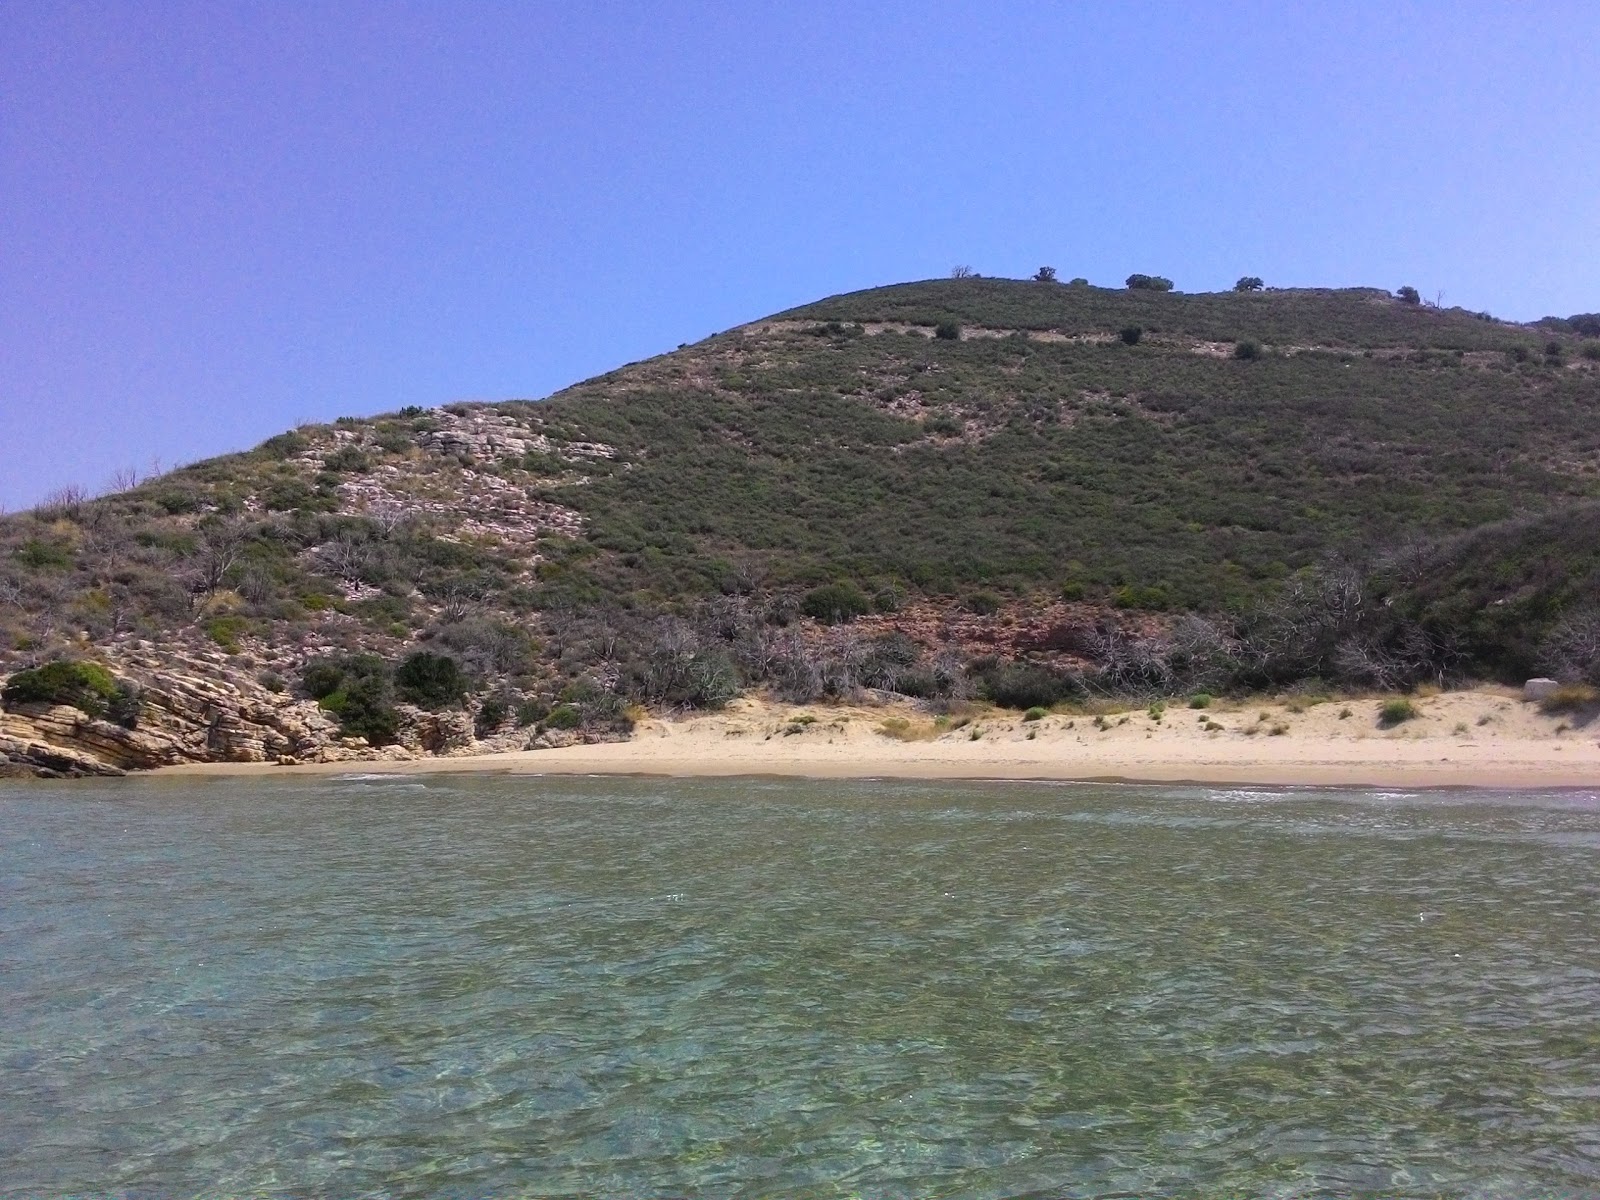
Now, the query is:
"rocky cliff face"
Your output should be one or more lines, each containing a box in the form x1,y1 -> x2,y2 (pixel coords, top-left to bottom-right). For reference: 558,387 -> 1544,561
0,648 -> 568,778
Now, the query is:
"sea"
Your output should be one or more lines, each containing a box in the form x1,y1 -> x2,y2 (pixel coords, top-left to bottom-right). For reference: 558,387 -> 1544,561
2,774 -> 1598,1198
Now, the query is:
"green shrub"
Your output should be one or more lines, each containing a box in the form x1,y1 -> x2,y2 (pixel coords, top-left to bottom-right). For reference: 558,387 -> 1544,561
1033,266 -> 1057,282
1188,693 -> 1213,709
965,591 -> 1002,615
474,693 -> 512,737
259,430 -> 309,458
1378,698 -> 1418,726
2,660 -> 120,719
1581,342 -> 1600,361
1235,276 -> 1264,292
1022,706 -> 1048,722
982,663 -> 1082,710
1233,340 -> 1262,360
1397,286 -> 1420,304
1112,583 -> 1172,610
934,322 -> 961,341
923,413 -> 963,437
1126,274 -> 1174,291
395,651 -> 469,709
516,698 -> 550,727
801,582 -> 872,624
542,703 -> 582,730
1119,326 -> 1143,345
14,540 -> 73,570
320,673 -> 399,745
204,615 -> 250,653
301,659 -> 348,700
322,445 -> 370,473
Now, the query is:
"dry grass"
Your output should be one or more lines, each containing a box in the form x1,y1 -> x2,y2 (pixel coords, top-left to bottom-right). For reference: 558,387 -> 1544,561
1539,684 -> 1599,714
877,716 -> 939,741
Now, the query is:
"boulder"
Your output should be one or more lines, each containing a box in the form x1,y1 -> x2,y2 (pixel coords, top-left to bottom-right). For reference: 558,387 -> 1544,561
1523,678 -> 1561,702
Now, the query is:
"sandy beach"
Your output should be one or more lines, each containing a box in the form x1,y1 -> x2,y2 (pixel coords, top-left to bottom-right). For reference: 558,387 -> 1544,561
154,688 -> 1600,789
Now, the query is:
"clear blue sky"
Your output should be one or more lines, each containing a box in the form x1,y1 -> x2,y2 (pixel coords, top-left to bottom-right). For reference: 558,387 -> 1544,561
4,1 -> 1597,511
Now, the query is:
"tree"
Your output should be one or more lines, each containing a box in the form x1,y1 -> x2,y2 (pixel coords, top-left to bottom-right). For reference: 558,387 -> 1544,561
1234,276 -> 1264,292
1397,286 -> 1421,304
1119,326 -> 1143,345
1126,274 -> 1174,291
950,265 -> 974,279
1033,266 -> 1057,283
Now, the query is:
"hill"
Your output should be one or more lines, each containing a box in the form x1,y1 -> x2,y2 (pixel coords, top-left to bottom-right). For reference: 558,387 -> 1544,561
4,277 -> 1600,773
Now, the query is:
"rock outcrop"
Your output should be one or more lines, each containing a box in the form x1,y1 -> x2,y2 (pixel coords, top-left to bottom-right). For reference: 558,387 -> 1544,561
0,649 -> 390,778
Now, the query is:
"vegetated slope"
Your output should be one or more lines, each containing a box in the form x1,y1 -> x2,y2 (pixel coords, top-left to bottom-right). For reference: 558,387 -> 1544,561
3,278 -> 1600,763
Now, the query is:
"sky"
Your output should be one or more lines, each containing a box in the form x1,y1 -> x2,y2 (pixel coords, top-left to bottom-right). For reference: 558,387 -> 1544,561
3,1 -> 1598,511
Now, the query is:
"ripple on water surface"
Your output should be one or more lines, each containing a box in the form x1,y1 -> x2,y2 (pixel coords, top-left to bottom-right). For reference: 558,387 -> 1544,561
2,776 -> 1598,1197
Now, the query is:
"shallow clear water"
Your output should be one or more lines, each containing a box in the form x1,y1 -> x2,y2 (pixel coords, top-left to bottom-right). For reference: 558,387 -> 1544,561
2,776 -> 1599,1198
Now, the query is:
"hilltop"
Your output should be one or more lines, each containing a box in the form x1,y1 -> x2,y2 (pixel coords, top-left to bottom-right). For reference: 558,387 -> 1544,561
4,277 -> 1600,774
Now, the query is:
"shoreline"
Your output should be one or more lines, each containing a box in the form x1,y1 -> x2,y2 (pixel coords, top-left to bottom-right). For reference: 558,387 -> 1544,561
151,688 -> 1600,791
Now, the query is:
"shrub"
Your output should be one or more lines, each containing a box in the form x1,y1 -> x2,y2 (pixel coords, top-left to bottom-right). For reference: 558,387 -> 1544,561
1378,698 -> 1418,726
934,322 -> 961,341
924,414 -> 964,437
1539,684 -> 1598,714
1022,706 -> 1048,722
1583,342 -> 1600,361
1126,274 -> 1174,291
259,431 -> 308,458
301,658 -> 350,700
1112,583 -> 1171,610
322,446 -> 370,473
320,674 -> 399,745
2,660 -> 120,719
1397,286 -> 1421,304
1233,340 -> 1262,360
516,697 -> 550,727
542,703 -> 582,730
965,591 -> 1002,615
474,693 -> 512,737
981,663 -> 1082,710
1119,326 -> 1143,346
1033,266 -> 1057,283
395,651 -> 469,709
14,540 -> 73,570
1234,276 -> 1264,292
204,615 -> 250,653
1188,693 -> 1213,709
1067,277 -> 1089,286
801,582 -> 872,624
872,585 -> 904,613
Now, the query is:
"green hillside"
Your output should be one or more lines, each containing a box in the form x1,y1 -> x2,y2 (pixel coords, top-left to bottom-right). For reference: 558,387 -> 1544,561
4,277 -> 1599,742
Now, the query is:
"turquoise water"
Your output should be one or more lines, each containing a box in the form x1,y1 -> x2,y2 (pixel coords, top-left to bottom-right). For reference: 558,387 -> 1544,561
2,776 -> 1599,1198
